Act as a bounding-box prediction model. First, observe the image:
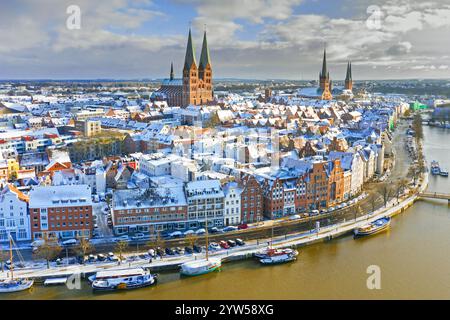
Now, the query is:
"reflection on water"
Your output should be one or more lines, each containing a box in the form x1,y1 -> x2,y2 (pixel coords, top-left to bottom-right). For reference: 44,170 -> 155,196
2,126 -> 450,300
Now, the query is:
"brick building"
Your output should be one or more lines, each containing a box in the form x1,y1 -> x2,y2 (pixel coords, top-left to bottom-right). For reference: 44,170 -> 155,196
156,29 -> 214,107
29,185 -> 93,240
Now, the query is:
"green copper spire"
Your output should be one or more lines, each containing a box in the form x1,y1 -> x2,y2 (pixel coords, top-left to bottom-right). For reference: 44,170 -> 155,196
345,61 -> 351,81
199,31 -> 211,70
184,28 -> 197,71
321,46 -> 328,78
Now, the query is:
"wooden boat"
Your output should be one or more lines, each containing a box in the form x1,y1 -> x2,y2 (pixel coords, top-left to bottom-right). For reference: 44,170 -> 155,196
0,235 -> 34,293
91,268 -> 157,292
258,248 -> 299,265
180,214 -> 221,277
354,217 -> 391,237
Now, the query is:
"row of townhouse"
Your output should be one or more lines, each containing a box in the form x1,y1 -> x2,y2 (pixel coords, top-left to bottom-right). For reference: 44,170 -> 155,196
110,175 -> 264,235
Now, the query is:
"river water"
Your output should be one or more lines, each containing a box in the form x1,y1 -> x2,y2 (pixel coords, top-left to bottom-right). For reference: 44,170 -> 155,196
2,125 -> 450,300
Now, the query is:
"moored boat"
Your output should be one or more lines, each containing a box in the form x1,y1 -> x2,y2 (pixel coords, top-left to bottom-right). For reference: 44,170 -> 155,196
431,161 -> 441,175
258,248 -> 299,265
91,268 -> 157,292
180,258 -> 222,276
0,279 -> 34,293
354,217 -> 391,237
0,235 -> 34,294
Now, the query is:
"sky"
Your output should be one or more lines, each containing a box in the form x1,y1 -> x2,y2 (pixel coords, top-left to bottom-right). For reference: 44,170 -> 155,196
1,0 -> 450,80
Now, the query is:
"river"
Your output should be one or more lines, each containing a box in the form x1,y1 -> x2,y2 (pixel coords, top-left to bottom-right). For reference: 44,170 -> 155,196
2,124 -> 450,300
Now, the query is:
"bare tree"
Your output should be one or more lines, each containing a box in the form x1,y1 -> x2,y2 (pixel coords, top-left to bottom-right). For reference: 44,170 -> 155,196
115,240 -> 129,265
0,249 -> 8,272
395,178 -> 409,200
379,183 -> 393,207
351,204 -> 362,221
185,233 -> 198,248
368,192 -> 378,213
34,237 -> 62,269
74,237 -> 94,264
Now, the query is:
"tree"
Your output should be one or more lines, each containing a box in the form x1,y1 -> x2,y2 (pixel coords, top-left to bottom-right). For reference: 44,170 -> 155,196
204,111 -> 221,128
408,165 -> 420,186
185,233 -> 198,248
352,204 -> 362,221
368,192 -> 379,213
34,237 -> 62,269
379,183 -> 393,207
115,240 -> 129,265
395,179 -> 409,200
0,249 -> 8,272
74,237 -> 94,264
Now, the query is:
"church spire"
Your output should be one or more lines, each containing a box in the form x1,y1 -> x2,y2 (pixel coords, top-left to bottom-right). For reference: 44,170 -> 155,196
345,61 -> 351,81
184,28 -> 197,71
170,62 -> 174,81
199,30 -> 211,70
321,46 -> 328,78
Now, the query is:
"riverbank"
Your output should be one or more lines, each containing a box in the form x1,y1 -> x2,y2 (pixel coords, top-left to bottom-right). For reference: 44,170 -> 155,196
1,167 -> 428,283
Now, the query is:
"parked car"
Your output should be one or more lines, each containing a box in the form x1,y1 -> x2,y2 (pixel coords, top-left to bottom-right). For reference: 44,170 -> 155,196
193,244 -> 202,253
195,228 -> 206,235
88,254 -> 96,262
311,210 -> 320,216
31,239 -> 45,248
223,226 -> 238,232
238,223 -> 248,230
107,252 -> 119,262
165,247 -> 175,255
184,246 -> 193,254
148,249 -> 156,257
183,230 -> 195,236
219,240 -> 230,249
169,231 -> 183,238
289,214 -> 301,220
131,233 -> 146,241
210,227 -> 220,233
97,254 -> 106,261
61,238 -> 77,246
235,238 -> 245,246
328,206 -> 335,212
209,242 -> 221,251
174,247 -> 184,255
156,247 -> 165,257
227,240 -> 236,247
114,235 -> 129,242
94,224 -> 99,229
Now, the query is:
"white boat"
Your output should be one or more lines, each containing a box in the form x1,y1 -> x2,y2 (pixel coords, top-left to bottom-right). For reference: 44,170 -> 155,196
91,268 -> 157,292
0,235 -> 34,293
180,258 -> 222,276
256,248 -> 299,265
180,215 -> 222,277
354,217 -> 391,237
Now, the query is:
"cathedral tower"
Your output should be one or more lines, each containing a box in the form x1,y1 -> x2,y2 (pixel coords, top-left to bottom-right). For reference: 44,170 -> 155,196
319,47 -> 332,100
344,61 -> 353,91
183,28 -> 199,106
198,31 -> 213,104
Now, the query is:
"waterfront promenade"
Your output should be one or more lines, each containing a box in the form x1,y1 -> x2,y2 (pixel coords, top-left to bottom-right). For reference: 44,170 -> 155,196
0,170 -> 428,282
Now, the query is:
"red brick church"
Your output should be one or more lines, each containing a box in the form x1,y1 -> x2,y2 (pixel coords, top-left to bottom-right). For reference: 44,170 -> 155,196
156,29 -> 214,107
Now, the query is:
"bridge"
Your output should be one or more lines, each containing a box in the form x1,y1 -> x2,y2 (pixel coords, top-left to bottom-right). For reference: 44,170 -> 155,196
418,192 -> 450,203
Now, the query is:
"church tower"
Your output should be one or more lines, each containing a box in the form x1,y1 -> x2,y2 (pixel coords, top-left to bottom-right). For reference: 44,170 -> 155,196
319,47 -> 333,100
198,30 -> 213,104
344,61 -> 353,91
183,29 -> 199,106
